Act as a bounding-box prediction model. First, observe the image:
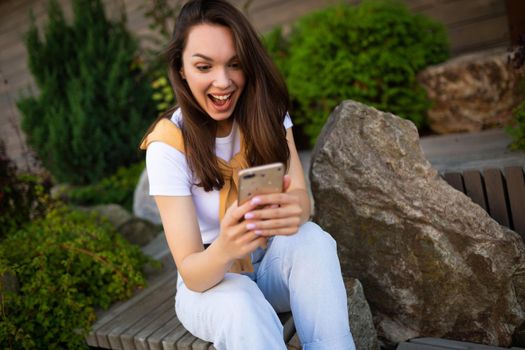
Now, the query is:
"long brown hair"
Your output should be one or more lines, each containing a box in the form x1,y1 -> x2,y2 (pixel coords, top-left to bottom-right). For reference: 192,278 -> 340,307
143,0 -> 290,191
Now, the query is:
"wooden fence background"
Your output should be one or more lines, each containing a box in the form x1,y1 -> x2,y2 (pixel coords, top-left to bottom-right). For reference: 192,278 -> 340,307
0,0 -> 511,171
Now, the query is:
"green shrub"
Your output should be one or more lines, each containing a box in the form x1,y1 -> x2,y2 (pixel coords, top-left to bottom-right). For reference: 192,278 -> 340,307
141,0 -> 182,116
264,0 -> 449,145
66,161 -> 144,211
17,0 -> 155,185
0,205 -> 151,349
0,141 -> 49,240
262,26 -> 290,79
507,40 -> 525,150
508,82 -> 525,151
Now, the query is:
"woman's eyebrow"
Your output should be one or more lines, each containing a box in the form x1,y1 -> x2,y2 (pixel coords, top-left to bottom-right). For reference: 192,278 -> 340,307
192,53 -> 213,61
191,53 -> 239,62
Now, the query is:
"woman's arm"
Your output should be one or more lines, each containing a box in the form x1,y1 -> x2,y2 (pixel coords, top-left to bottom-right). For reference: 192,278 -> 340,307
283,128 -> 311,223
155,195 -> 266,292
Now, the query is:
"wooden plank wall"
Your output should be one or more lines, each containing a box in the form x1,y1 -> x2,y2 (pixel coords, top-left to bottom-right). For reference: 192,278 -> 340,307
0,0 -> 510,172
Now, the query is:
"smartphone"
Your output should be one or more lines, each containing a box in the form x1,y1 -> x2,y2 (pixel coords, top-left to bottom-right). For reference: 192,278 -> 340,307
238,162 -> 285,205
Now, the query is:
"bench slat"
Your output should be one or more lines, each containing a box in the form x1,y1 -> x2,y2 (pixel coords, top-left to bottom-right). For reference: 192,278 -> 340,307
134,306 -> 178,350
88,270 -> 177,348
408,337 -> 510,349
505,166 -> 525,238
483,168 -> 511,227
102,273 -> 178,349
191,337 -> 212,350
287,333 -> 302,349
463,170 -> 488,211
443,172 -> 465,193
162,324 -> 192,350
280,311 -> 295,343
120,295 -> 176,349
397,343 -> 452,350
145,315 -> 182,350
176,331 -> 198,350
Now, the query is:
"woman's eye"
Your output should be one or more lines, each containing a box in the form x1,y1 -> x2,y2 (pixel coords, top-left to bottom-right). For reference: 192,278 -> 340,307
229,62 -> 241,69
196,65 -> 210,71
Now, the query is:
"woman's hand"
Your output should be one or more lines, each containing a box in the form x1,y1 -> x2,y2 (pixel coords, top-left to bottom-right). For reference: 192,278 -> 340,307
241,175 -> 303,237
214,199 -> 268,262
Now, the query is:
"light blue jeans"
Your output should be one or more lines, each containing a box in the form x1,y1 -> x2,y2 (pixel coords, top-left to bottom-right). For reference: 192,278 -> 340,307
175,221 -> 355,350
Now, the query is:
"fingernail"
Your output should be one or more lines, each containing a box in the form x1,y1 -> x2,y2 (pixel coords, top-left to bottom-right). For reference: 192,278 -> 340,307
254,230 -> 263,236
247,223 -> 256,230
251,197 -> 261,204
245,212 -> 254,219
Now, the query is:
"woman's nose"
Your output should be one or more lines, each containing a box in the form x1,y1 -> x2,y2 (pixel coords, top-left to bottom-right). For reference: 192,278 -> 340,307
212,68 -> 232,89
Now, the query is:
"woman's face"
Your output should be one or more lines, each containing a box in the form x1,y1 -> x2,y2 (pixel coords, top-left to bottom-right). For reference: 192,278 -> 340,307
181,24 -> 246,133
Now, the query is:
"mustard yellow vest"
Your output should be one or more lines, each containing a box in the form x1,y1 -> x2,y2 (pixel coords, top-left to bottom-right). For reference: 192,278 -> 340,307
140,118 -> 255,273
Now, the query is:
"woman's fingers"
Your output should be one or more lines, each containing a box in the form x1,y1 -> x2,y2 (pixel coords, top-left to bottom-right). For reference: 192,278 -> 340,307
244,204 -> 301,221
246,215 -> 300,231
249,192 -> 299,207
283,174 -> 292,192
252,226 -> 299,237
222,199 -> 258,227
238,192 -> 303,237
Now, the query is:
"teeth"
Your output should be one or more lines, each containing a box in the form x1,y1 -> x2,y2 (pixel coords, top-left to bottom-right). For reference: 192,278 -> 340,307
210,93 -> 231,101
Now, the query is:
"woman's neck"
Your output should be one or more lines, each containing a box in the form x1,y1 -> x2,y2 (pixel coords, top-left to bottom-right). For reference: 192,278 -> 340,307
216,119 -> 234,138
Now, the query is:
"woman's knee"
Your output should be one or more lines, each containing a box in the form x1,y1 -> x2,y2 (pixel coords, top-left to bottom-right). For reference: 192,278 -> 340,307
286,222 -> 337,256
176,273 -> 272,326
175,273 -> 283,346
301,222 -> 336,245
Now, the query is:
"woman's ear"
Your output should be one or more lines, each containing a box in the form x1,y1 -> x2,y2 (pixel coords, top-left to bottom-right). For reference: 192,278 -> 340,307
180,68 -> 186,80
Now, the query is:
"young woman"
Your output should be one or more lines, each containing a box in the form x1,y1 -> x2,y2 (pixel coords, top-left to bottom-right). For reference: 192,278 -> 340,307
141,1 -> 355,349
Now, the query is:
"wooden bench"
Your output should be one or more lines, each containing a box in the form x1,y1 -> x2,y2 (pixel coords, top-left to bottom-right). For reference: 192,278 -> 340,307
441,166 -> 525,239
398,337 -> 525,350
86,261 -> 302,350
87,166 -> 525,350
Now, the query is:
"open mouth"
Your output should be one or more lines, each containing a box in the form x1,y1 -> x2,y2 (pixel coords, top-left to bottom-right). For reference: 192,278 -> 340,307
208,93 -> 233,107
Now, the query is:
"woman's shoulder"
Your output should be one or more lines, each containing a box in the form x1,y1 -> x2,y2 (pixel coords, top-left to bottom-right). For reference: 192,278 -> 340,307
170,107 -> 183,127
284,112 -> 293,129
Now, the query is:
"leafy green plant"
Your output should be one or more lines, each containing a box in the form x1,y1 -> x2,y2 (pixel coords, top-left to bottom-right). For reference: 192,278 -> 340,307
151,76 -> 175,115
17,0 -> 155,185
507,39 -> 525,150
66,161 -> 144,211
508,88 -> 525,151
0,141 -> 49,240
264,0 -> 449,145
0,204 -> 152,349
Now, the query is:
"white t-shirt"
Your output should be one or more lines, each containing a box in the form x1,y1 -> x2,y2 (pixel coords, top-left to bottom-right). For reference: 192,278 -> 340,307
146,108 -> 293,244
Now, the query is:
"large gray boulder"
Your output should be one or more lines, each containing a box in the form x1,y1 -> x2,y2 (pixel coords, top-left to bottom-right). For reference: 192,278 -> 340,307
133,169 -> 162,225
310,100 -> 525,347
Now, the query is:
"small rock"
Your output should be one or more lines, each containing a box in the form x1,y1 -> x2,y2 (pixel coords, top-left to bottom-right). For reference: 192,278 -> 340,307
50,183 -> 75,201
118,217 -> 160,247
0,272 -> 19,294
81,204 -> 160,247
345,277 -> 380,350
87,203 -> 132,228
